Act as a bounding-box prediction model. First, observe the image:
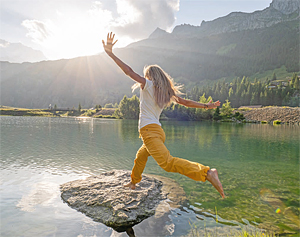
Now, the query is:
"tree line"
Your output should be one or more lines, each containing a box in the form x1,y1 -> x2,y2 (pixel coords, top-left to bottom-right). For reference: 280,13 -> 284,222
113,73 -> 299,121
188,73 -> 299,108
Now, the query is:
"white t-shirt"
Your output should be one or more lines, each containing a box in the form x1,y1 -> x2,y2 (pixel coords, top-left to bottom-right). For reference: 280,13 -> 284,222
138,79 -> 164,130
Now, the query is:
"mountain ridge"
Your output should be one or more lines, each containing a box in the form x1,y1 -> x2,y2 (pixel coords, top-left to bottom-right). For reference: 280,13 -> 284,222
0,39 -> 47,63
170,0 -> 299,38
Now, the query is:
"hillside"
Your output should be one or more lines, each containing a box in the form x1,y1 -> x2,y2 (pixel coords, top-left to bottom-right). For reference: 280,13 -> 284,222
129,20 -> 299,82
0,39 -> 47,63
0,55 -> 134,108
0,0 -> 299,109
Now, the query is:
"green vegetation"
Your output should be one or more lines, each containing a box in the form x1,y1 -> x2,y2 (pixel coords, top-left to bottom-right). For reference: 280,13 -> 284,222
0,106 -> 116,119
216,43 -> 236,56
2,71 -> 298,123
273,120 -> 281,125
113,94 -> 246,122
114,95 -> 140,119
188,73 -> 299,108
0,106 -> 57,117
104,103 -> 118,108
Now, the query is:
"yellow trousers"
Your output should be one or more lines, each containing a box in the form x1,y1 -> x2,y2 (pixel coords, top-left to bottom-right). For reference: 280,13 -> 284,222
131,123 -> 210,184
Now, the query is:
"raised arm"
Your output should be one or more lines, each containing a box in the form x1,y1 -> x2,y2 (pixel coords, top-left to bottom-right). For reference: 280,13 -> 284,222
102,32 -> 146,88
175,96 -> 221,109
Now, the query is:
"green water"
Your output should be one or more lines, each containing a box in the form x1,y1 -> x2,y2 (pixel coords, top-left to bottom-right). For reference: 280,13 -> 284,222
1,117 -> 299,236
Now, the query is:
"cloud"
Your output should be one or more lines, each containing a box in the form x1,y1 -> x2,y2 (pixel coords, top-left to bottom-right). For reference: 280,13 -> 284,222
21,19 -> 52,44
19,0 -> 180,59
112,0 -> 180,39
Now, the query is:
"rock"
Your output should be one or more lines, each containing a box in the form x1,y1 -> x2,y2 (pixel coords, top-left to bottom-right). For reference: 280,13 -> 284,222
148,27 -> 170,39
60,170 -> 186,233
239,106 -> 300,124
270,0 -> 300,15
172,0 -> 299,38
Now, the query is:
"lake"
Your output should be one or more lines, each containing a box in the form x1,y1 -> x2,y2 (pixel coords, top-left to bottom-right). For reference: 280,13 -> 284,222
1,116 -> 299,236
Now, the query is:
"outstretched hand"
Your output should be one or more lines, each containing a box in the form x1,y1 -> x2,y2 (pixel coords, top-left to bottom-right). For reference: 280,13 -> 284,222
102,32 -> 118,55
207,100 -> 221,109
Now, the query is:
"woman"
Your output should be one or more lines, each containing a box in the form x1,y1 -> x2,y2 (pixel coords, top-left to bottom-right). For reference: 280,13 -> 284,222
102,32 -> 224,198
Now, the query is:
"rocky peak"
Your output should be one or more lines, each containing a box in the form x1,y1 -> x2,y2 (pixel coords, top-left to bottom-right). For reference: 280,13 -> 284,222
172,0 -> 299,38
148,27 -> 169,39
270,0 -> 300,15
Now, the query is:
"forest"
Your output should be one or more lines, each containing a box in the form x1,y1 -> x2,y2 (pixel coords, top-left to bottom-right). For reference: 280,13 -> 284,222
188,73 -> 299,108
114,73 -> 299,121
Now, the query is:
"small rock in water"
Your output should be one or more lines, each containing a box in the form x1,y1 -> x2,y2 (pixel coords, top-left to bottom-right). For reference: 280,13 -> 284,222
60,170 -> 186,232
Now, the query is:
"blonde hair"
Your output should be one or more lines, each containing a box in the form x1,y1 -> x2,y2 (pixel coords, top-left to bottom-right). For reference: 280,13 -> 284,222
132,65 -> 182,108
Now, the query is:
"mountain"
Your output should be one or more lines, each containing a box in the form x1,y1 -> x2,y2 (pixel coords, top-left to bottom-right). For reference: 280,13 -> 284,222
0,39 -> 47,63
149,27 -> 170,39
271,0 -> 300,14
0,55 -> 134,108
0,0 -> 299,109
172,0 -> 299,37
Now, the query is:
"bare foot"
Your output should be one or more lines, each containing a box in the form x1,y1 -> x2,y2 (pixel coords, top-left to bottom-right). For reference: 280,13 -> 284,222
123,181 -> 136,190
206,168 -> 225,198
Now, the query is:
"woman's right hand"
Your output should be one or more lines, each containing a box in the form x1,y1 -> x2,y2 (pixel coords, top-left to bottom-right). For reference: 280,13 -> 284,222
207,100 -> 221,109
102,32 -> 118,55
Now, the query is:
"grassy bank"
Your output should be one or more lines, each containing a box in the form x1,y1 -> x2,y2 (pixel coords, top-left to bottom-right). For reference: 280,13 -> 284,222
0,106 -> 57,117
0,106 -> 117,118
2,105 -> 299,125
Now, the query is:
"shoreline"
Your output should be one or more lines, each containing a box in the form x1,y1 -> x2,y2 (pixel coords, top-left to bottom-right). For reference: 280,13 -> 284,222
1,106 -> 299,125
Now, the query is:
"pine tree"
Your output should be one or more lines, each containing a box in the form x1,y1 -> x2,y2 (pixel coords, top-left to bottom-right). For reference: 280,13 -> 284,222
259,92 -> 265,105
294,76 -> 299,90
272,72 -> 277,81
290,73 -> 297,88
199,93 -> 207,103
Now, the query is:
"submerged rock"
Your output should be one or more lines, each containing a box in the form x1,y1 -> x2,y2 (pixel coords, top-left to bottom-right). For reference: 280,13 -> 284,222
60,170 -> 186,233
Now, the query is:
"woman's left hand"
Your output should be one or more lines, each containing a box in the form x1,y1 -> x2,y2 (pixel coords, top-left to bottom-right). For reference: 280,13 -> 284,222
206,100 -> 221,109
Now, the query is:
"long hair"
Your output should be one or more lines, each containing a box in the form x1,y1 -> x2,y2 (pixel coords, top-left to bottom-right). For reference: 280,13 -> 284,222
132,65 -> 183,108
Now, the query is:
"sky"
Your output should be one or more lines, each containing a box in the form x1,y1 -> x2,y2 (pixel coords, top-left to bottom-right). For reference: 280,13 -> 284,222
1,0 -> 272,60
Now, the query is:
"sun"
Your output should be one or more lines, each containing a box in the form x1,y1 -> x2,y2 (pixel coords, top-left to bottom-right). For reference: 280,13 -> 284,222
23,1 -> 139,60
38,2 -> 112,59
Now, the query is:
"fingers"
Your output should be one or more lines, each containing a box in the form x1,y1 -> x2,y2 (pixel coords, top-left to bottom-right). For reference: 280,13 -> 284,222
102,40 -> 105,46
105,32 -> 117,45
111,33 -> 116,44
112,39 -> 118,46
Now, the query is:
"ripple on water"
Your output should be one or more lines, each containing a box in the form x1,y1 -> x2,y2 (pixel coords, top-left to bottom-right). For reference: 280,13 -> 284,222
1,117 -> 299,236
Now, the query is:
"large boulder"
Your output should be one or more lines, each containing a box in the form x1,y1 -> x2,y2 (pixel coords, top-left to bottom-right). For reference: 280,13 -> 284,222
60,170 -> 186,233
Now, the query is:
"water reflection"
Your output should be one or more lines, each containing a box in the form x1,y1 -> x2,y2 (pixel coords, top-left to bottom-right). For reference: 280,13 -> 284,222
119,119 -> 139,142
1,117 -> 299,236
17,181 -> 58,212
